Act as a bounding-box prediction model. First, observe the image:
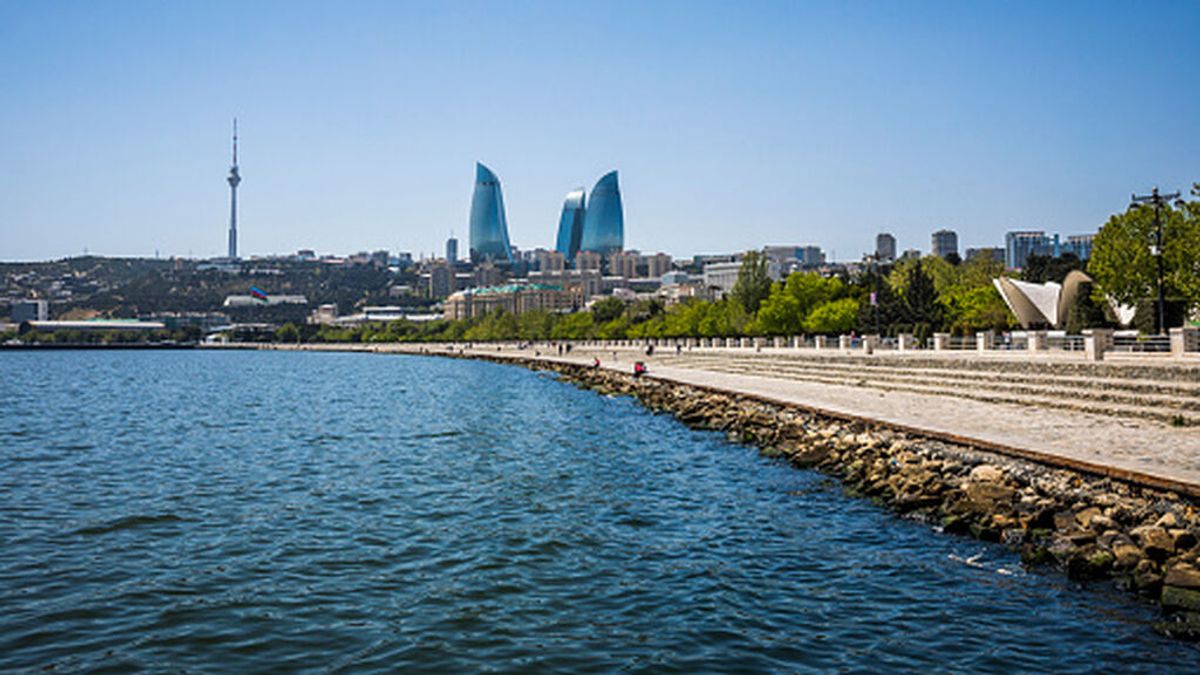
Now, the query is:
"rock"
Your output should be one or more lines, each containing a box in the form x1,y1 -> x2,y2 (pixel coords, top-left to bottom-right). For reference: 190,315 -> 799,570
1087,515 -> 1118,533
941,514 -> 970,535
963,481 -> 1016,512
1156,512 -> 1179,529
1068,546 -> 1114,580
1053,511 -> 1077,532
1021,543 -> 1052,565
1161,585 -> 1200,613
1131,525 -> 1175,562
1165,564 -> 1200,590
1133,559 -> 1164,594
895,492 -> 941,513
1171,529 -> 1199,552
1154,611 -> 1200,641
1002,528 -> 1026,547
1075,506 -> 1103,529
1048,536 -> 1078,564
970,464 -> 1005,483
1112,542 -> 1144,570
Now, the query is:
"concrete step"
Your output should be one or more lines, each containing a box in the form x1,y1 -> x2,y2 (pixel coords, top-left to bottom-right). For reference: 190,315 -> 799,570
662,353 -> 1200,398
688,361 -> 1200,426
672,358 -> 1200,413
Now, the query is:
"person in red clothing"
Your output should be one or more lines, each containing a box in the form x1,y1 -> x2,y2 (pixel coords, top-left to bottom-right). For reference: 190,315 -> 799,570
633,361 -> 647,377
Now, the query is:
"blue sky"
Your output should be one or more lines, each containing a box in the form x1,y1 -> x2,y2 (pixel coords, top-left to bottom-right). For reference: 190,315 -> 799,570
1,0 -> 1197,262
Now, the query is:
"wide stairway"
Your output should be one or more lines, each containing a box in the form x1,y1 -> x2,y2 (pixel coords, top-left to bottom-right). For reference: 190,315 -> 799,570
636,350 -> 1200,427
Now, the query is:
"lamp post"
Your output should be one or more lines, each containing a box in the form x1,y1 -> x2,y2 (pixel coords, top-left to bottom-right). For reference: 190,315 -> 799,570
1131,187 -> 1180,336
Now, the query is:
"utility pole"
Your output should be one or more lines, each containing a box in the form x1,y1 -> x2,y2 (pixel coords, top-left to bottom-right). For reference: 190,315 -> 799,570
1131,187 -> 1180,335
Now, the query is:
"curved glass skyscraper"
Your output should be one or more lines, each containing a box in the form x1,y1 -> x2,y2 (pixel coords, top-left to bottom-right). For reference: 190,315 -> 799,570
554,188 -> 586,262
469,163 -> 514,264
579,171 -> 623,255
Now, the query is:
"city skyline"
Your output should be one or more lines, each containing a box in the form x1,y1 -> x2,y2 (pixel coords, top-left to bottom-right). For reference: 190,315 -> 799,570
1,1 -> 1197,262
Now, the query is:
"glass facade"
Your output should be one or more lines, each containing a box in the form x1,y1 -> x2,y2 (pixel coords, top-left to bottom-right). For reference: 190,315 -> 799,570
469,163 -> 514,264
579,170 -> 623,255
1005,231 -> 1059,269
555,188 -> 586,262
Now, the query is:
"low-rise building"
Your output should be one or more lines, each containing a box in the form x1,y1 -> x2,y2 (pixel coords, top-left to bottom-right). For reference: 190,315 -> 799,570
443,283 -> 584,320
11,299 -> 49,323
222,294 -> 308,308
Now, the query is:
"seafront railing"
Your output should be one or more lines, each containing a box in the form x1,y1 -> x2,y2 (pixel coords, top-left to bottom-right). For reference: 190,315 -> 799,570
556,326 -> 1200,361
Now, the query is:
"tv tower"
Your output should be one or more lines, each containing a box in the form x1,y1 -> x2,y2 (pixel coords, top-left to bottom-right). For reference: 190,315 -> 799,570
226,118 -> 241,259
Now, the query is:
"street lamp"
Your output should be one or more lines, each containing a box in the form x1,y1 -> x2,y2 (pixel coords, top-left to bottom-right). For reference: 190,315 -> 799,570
1131,187 -> 1181,335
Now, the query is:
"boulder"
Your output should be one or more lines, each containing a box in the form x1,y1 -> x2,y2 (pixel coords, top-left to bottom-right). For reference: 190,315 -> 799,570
1112,542 -> 1144,570
1161,585 -> 1200,613
1053,511 -> 1078,532
1075,506 -> 1103,529
1133,559 -> 1164,594
969,464 -> 1005,483
1156,512 -> 1179,529
1068,546 -> 1114,580
1131,525 -> 1175,562
963,481 -> 1016,513
1171,529 -> 1199,552
1164,564 -> 1200,590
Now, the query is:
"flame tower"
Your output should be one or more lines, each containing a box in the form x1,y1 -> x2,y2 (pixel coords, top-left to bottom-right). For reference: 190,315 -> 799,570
226,119 -> 241,259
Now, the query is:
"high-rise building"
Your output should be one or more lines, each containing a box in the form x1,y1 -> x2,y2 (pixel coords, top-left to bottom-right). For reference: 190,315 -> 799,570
966,247 -> 1004,263
555,188 -> 586,263
533,248 -> 566,273
426,262 -> 455,299
1005,231 -> 1059,269
798,246 -> 825,267
645,253 -> 673,278
473,262 -> 505,288
446,236 -> 459,263
226,119 -> 241,260
610,251 -> 639,279
1062,234 -> 1095,261
875,233 -> 896,262
579,171 -> 624,255
469,163 -> 514,264
931,229 -> 958,259
575,250 -> 602,272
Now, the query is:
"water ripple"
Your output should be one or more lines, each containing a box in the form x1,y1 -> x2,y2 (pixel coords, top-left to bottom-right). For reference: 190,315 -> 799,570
0,350 -> 1196,672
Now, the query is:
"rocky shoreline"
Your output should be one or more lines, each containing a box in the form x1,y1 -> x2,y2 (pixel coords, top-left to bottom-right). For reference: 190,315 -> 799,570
465,353 -> 1200,641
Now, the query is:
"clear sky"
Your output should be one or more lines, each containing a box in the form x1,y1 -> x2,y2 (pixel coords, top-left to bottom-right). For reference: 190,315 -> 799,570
2,0 -> 1197,262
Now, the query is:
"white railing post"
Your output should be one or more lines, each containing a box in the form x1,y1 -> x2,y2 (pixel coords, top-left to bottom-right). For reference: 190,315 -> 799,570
1170,327 -> 1199,356
932,333 -> 950,351
975,331 -> 994,352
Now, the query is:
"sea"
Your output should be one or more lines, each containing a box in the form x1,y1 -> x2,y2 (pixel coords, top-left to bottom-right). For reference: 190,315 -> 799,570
1,349 -> 1196,672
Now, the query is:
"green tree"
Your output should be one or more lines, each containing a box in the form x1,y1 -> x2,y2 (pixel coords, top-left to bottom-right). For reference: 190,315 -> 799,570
590,296 -> 626,324
803,298 -> 859,334
754,282 -> 803,335
899,260 -> 942,327
730,250 -> 772,314
1022,253 -> 1084,284
1063,281 -> 1109,334
550,311 -> 594,339
1088,191 -> 1197,310
275,322 -> 301,343
517,310 -> 555,341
